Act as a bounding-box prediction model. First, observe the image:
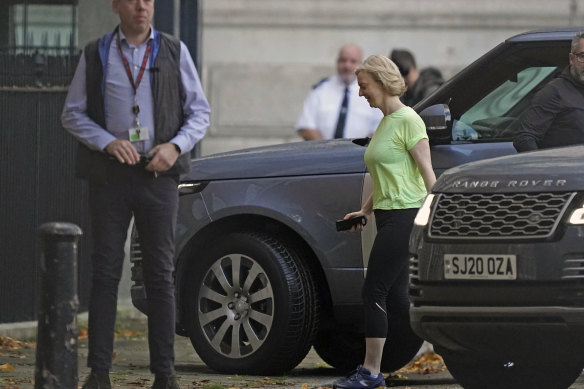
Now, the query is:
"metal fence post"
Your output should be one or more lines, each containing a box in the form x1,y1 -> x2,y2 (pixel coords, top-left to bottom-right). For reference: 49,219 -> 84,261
35,222 -> 83,389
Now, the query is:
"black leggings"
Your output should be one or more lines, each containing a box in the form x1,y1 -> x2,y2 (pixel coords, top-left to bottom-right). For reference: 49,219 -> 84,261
362,208 -> 418,338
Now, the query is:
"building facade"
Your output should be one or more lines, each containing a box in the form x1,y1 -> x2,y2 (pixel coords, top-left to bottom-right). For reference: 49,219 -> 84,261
5,0 -> 582,154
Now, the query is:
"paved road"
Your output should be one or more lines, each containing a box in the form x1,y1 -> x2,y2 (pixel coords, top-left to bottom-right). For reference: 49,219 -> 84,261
0,332 -> 458,389
2,317 -> 584,388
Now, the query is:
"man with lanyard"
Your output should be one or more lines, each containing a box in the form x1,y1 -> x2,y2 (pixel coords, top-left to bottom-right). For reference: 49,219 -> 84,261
61,0 -> 210,388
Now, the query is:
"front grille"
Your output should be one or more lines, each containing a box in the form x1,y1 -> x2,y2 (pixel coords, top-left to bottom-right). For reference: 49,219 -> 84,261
563,257 -> 584,280
429,192 -> 575,240
409,256 -> 421,298
409,256 -> 419,282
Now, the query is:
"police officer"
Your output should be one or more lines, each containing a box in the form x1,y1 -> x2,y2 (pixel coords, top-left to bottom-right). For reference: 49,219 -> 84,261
295,44 -> 382,140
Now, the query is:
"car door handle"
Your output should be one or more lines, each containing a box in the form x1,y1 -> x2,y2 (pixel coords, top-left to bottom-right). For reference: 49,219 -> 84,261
178,181 -> 208,195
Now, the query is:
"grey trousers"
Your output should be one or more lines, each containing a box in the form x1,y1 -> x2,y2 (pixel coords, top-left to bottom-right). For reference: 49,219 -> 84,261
87,161 -> 179,375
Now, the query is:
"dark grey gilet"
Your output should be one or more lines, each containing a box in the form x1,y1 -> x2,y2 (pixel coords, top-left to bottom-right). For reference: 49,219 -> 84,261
75,32 -> 189,180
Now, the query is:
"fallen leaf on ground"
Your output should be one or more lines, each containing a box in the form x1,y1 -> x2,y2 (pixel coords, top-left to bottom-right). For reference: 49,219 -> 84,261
386,372 -> 407,380
0,362 -> 15,372
78,327 -> 88,340
0,336 -> 34,350
395,352 -> 446,375
114,330 -> 144,339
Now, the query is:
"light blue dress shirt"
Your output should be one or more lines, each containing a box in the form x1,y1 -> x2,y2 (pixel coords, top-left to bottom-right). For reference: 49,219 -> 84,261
62,26 -> 210,155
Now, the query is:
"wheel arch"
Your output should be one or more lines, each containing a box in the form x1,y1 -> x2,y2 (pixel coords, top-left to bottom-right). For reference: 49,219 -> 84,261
174,213 -> 332,335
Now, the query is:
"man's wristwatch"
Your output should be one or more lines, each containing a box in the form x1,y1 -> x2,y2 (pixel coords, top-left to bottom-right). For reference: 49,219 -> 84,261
172,143 -> 181,154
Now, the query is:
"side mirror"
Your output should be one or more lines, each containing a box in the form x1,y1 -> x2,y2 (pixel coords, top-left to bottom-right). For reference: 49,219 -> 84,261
419,104 -> 452,141
352,137 -> 371,147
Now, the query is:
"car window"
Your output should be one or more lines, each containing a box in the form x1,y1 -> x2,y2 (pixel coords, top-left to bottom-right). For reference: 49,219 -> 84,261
452,66 -> 558,141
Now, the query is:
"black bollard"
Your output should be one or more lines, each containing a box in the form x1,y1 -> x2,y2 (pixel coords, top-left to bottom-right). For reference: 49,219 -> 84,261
35,222 -> 83,389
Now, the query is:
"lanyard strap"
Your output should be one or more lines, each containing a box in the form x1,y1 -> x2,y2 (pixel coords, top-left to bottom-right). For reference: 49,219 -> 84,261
116,33 -> 152,94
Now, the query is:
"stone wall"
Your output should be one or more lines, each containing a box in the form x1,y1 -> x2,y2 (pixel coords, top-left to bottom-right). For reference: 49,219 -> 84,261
78,2 -> 119,47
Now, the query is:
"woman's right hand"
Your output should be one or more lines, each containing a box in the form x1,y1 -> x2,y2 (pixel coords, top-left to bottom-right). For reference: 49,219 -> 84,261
342,211 -> 369,232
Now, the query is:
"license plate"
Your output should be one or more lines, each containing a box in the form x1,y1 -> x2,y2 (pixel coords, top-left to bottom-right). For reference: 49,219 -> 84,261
444,254 -> 517,280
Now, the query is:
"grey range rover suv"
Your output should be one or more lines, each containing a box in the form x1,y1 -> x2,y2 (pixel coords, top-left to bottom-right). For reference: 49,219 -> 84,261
130,27 -> 576,375
409,145 -> 584,389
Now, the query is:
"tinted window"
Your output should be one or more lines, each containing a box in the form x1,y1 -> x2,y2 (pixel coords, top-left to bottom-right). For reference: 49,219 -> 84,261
453,66 -> 557,141
428,43 -> 570,144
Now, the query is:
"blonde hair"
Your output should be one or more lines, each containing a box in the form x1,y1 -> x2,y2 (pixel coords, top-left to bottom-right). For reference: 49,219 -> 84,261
355,54 -> 406,97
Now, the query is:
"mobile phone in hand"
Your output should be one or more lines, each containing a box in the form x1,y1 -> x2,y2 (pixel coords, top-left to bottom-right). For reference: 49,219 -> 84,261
336,215 -> 367,232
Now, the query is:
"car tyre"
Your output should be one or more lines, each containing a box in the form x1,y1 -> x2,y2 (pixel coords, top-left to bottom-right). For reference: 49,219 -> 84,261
314,316 -> 423,372
183,232 -> 316,374
436,346 -> 584,389
313,327 -> 364,371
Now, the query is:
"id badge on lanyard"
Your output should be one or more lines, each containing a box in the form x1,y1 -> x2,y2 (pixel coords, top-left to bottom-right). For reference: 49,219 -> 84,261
117,32 -> 152,143
128,100 -> 150,142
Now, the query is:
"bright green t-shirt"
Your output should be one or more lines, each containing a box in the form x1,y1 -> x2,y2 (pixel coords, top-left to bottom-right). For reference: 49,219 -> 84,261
364,106 -> 428,210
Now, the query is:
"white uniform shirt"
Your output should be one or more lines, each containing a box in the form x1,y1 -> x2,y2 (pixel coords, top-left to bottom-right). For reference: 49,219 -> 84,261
295,75 -> 383,139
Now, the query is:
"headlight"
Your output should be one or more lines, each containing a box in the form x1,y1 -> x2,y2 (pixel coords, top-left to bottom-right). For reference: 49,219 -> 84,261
569,205 -> 584,225
414,194 -> 435,227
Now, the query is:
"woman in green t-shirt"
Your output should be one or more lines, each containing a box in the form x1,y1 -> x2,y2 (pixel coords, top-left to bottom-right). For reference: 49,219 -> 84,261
333,55 -> 436,389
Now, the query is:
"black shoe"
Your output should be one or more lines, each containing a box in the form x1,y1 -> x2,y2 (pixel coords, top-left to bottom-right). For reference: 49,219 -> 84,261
152,374 -> 180,389
81,371 -> 111,389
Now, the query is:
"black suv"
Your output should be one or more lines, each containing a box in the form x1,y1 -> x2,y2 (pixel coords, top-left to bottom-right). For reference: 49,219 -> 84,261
131,27 -> 579,375
410,145 -> 584,389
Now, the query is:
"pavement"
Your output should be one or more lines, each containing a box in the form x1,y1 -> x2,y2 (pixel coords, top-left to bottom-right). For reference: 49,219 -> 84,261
0,311 -> 461,389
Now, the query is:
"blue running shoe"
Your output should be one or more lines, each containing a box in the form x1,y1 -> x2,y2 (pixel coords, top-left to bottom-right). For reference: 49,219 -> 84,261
332,365 -> 385,389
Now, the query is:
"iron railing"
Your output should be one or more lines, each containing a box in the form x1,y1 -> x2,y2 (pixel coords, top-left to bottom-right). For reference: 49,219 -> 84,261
0,45 -> 80,88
